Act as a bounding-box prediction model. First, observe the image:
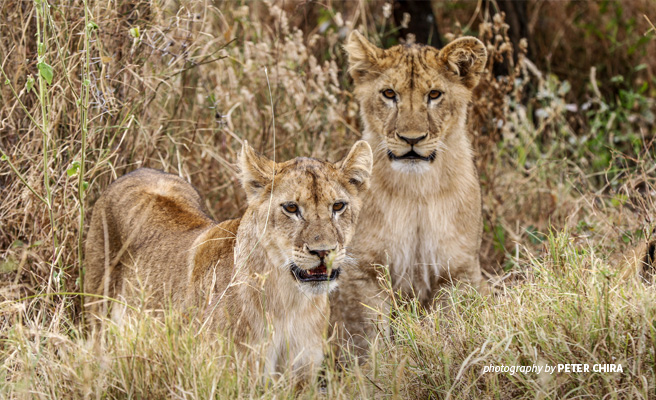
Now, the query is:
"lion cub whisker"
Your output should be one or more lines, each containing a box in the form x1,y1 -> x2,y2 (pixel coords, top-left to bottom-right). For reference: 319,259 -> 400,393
330,31 -> 490,362
84,140 -> 373,383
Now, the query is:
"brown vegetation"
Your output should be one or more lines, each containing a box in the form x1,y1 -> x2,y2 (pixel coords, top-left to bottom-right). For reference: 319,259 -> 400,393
1,0 -> 655,397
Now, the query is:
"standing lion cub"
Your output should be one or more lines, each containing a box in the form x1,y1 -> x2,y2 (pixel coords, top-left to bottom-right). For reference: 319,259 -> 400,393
330,32 -> 490,359
84,140 -> 373,380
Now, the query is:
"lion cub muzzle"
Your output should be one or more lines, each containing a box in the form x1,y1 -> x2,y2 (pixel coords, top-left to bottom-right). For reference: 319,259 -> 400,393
387,128 -> 436,165
291,245 -> 341,283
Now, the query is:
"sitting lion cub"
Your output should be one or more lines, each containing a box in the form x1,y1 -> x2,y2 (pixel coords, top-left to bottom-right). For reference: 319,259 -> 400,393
84,140 -> 373,380
330,32 -> 490,360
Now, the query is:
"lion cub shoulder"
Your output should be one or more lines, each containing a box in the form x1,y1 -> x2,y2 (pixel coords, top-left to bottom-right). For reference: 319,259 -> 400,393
331,32 -> 489,360
85,141 -> 373,381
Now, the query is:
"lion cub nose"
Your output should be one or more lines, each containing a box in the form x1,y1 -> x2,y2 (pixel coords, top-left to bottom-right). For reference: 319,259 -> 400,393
309,248 -> 335,260
397,133 -> 427,146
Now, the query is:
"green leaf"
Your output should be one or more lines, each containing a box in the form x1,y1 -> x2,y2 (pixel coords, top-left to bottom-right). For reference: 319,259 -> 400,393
67,161 -> 80,177
38,61 -> 54,85
610,75 -> 624,84
0,154 -> 7,161
635,63 -> 647,72
558,80 -> 571,96
29,240 -> 44,249
0,258 -> 18,274
25,75 -> 35,93
526,225 -> 546,245
610,193 -> 628,207
129,26 -> 140,38
82,181 -> 89,192
493,223 -> 506,253
87,21 -> 99,32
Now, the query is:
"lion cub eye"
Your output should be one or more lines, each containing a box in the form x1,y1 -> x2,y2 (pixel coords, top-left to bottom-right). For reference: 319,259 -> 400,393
332,202 -> 346,212
382,89 -> 397,100
282,203 -> 299,214
428,90 -> 443,101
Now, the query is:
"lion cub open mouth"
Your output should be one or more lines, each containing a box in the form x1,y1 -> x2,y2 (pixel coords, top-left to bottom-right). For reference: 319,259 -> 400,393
387,149 -> 437,162
290,263 -> 340,282
84,140 -> 374,382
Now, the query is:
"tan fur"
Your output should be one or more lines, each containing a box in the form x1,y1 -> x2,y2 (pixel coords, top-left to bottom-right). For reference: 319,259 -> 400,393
330,32 -> 489,359
616,237 -> 656,282
84,141 -> 373,381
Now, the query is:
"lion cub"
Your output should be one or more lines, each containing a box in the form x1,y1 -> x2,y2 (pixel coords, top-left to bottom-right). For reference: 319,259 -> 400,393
84,140 -> 373,380
330,32 -> 489,359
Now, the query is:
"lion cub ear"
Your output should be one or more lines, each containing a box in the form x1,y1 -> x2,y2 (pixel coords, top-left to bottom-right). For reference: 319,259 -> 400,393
344,31 -> 385,83
239,141 -> 275,201
339,140 -> 373,193
439,37 -> 488,89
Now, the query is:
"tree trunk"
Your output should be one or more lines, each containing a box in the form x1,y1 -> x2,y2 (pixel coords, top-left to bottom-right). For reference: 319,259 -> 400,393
495,0 -> 530,58
393,0 -> 442,48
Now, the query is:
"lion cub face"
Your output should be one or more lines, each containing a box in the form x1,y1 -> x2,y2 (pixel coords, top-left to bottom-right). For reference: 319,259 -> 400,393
239,141 -> 373,295
345,32 -> 487,174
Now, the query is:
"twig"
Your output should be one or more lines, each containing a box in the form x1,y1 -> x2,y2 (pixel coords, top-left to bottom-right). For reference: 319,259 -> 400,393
0,63 -> 47,136
78,0 -> 94,328
644,15 -> 656,35
14,292 -> 139,313
589,66 -> 602,100
34,0 -> 61,278
0,148 -> 48,205
143,39 -> 235,110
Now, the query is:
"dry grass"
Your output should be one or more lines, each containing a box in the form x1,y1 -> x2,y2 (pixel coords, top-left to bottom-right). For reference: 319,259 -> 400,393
1,0 -> 655,398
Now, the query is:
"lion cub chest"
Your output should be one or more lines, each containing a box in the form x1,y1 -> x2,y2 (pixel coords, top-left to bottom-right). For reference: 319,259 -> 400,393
356,187 -> 462,304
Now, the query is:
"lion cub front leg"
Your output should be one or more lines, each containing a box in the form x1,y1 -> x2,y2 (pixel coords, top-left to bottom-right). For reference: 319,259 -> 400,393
329,265 -> 390,363
433,249 -> 490,303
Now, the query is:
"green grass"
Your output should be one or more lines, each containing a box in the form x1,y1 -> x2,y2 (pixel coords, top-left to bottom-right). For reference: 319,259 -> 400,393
1,230 -> 654,398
